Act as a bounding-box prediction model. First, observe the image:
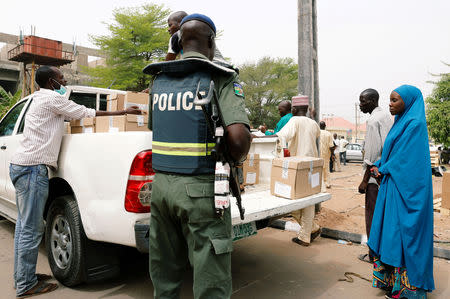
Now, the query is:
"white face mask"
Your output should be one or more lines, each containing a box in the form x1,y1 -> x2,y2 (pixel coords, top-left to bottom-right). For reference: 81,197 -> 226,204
51,78 -> 67,95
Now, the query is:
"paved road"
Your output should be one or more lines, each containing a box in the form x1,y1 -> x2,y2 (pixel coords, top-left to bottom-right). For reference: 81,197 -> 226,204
1,219 -> 449,298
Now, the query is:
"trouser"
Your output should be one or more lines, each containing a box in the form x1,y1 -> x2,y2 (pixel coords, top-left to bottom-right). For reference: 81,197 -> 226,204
329,156 -> 334,173
291,206 -> 320,244
149,172 -> 232,299
340,152 -> 347,165
334,152 -> 341,171
365,183 -> 378,245
321,164 -> 330,192
9,164 -> 49,296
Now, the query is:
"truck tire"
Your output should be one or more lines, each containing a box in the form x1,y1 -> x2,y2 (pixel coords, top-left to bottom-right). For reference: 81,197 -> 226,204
45,195 -> 87,286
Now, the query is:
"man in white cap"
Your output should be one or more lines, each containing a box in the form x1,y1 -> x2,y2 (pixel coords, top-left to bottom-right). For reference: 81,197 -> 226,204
256,95 -> 321,246
276,95 -> 321,246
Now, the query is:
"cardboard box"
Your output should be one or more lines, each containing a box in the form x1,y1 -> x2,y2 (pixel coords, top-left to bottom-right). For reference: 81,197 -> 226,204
442,172 -> 450,209
107,92 -> 149,113
270,156 -> 323,199
106,95 -> 118,112
70,118 -> 95,134
243,153 -> 260,185
64,122 -> 71,134
96,115 -> 149,133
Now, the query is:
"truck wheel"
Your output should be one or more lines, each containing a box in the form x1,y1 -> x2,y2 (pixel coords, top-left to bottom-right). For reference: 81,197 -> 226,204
45,195 -> 86,286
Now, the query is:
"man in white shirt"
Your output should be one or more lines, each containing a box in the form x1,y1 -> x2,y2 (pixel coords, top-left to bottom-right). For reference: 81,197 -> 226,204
339,136 -> 349,165
333,133 -> 341,171
9,66 -> 141,297
319,121 -> 335,190
275,96 -> 321,246
357,88 -> 393,263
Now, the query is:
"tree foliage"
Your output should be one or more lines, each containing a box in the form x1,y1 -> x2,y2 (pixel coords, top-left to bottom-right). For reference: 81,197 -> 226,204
239,57 -> 298,129
0,86 -> 22,118
86,4 -> 170,91
426,69 -> 450,147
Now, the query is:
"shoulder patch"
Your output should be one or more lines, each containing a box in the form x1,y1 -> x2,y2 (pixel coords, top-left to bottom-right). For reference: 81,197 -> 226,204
233,82 -> 244,97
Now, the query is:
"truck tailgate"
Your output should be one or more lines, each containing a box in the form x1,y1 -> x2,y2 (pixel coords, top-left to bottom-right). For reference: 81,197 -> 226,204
231,184 -> 331,226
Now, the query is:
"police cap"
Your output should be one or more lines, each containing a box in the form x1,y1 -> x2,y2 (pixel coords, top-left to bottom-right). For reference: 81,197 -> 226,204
180,13 -> 216,34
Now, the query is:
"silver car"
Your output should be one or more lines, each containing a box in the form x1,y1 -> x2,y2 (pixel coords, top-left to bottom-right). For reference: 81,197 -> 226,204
345,143 -> 363,162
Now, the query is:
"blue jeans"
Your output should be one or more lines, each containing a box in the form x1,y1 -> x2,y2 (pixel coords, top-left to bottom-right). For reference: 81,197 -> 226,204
9,164 -> 49,296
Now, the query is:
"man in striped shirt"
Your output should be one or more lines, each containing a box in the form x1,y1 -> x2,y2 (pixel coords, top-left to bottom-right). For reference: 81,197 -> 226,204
9,65 -> 141,297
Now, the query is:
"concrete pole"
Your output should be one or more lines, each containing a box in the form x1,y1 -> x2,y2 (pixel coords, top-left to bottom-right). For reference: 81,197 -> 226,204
297,0 -> 319,122
21,63 -> 27,98
31,60 -> 35,93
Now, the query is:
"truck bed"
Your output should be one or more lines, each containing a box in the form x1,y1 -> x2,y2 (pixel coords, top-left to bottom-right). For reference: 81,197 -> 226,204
231,184 -> 331,225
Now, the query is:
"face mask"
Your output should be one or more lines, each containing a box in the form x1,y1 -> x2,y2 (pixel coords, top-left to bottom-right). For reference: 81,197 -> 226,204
51,79 -> 67,95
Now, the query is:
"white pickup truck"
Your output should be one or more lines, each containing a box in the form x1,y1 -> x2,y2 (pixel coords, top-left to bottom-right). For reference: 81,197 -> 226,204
0,85 -> 330,286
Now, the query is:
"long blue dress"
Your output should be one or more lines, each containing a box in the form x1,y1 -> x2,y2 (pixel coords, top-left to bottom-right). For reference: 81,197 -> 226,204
368,85 -> 435,292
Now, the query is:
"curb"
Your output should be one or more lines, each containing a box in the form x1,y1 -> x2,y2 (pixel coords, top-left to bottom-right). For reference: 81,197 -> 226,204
269,220 -> 450,260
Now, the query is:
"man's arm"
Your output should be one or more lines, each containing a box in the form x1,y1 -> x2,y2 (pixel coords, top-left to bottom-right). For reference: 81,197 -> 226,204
363,119 -> 382,167
217,73 -> 251,162
226,123 -> 251,162
165,32 -> 180,61
359,118 -> 386,191
328,134 -> 335,153
50,95 -> 141,119
96,107 -> 141,116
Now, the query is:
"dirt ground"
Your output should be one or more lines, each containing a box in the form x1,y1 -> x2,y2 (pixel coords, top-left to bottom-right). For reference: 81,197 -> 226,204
316,162 -> 450,248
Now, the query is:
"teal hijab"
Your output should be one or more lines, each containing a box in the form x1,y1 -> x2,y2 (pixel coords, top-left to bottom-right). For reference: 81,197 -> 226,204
368,85 -> 434,291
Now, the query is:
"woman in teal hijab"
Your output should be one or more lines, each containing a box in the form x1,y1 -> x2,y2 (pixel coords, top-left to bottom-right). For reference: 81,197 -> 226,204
369,85 -> 434,298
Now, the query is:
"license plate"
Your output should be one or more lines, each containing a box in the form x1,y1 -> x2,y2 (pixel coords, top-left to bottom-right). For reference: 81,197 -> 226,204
232,222 -> 257,241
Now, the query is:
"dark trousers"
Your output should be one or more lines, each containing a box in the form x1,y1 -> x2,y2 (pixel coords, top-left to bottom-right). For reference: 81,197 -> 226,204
340,152 -> 347,165
329,157 -> 334,172
366,183 -> 378,259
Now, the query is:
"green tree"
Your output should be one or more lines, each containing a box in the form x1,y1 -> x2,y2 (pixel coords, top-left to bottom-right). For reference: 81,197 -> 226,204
0,86 -> 22,118
426,68 -> 450,147
239,57 -> 298,129
86,4 -> 170,91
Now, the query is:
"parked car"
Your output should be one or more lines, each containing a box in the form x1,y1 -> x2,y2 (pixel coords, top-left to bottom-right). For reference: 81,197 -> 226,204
0,86 -> 331,287
345,143 -> 363,162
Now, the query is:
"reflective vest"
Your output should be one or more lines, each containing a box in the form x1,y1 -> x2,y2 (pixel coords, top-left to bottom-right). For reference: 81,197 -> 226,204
151,71 -> 215,174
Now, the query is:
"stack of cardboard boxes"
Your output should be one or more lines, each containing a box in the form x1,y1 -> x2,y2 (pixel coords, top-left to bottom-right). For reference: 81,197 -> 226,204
243,154 -> 260,185
242,152 -> 324,200
69,91 -> 149,134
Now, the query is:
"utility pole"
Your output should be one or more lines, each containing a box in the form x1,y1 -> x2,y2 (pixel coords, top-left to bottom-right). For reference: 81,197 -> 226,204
297,0 -> 319,122
355,103 -> 358,143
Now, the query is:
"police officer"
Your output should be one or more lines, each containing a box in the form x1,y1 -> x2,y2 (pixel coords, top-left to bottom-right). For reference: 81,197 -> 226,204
143,14 -> 251,299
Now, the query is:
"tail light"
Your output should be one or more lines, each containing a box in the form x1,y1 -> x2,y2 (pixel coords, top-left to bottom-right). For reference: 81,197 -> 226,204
125,150 -> 154,213
283,148 -> 291,157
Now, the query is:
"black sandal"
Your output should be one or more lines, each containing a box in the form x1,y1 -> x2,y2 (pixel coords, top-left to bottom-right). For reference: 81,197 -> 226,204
36,274 -> 52,282
358,253 -> 372,263
292,237 -> 310,247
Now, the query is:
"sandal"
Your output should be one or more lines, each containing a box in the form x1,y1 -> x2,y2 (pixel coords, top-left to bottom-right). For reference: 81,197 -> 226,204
311,228 -> 322,242
36,274 -> 52,282
292,237 -> 310,247
17,281 -> 58,298
358,253 -> 372,264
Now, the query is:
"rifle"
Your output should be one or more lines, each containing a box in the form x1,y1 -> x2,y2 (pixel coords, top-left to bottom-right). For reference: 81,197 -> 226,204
194,80 -> 245,220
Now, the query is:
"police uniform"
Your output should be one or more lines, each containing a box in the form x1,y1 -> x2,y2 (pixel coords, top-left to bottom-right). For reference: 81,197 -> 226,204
144,50 -> 249,299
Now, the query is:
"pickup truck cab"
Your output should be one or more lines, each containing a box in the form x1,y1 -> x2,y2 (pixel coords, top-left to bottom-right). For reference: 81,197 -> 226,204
0,86 -> 330,287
